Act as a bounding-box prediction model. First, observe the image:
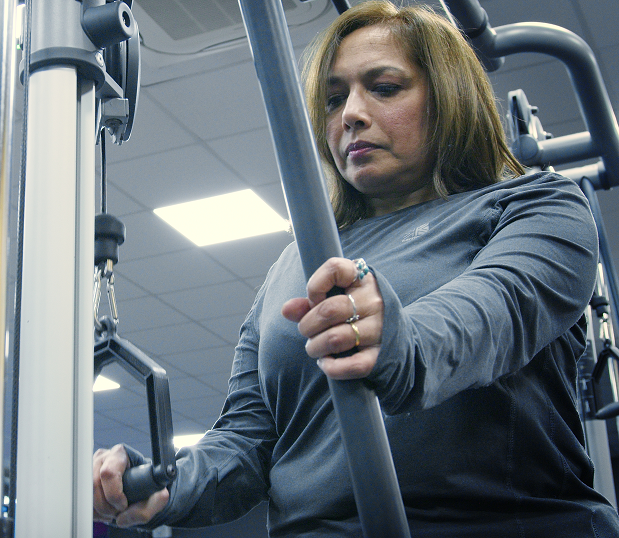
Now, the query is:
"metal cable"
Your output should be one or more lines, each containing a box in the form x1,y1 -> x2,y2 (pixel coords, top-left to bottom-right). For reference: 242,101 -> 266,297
100,127 -> 106,213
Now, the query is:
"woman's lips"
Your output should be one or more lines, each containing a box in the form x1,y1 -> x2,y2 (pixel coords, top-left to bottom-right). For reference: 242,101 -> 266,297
346,141 -> 379,159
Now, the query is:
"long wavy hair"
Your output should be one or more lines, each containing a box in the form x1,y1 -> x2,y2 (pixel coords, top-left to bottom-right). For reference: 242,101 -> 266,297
302,1 -> 524,228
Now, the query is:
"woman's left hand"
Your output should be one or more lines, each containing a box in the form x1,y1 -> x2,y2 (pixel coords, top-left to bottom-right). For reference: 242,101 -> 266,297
282,257 -> 384,379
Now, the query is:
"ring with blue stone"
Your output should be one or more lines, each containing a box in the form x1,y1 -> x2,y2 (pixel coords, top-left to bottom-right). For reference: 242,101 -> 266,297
352,258 -> 369,283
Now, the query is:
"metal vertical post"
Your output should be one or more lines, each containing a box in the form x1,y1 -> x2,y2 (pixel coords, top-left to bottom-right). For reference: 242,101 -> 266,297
15,66 -> 95,537
580,177 -> 619,506
75,76 -> 97,536
581,307 -> 618,507
0,0 -> 17,524
14,0 -> 95,535
237,1 -> 410,536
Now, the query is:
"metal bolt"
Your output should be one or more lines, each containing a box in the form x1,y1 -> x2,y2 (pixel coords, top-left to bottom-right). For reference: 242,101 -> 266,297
94,52 -> 105,67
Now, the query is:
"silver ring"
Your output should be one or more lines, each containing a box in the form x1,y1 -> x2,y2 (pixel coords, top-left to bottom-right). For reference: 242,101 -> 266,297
350,322 -> 361,348
352,258 -> 369,282
346,294 -> 359,324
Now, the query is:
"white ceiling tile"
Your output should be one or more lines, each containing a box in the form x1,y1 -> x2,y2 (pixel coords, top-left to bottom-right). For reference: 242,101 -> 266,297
200,312 -> 247,344
107,144 -> 248,210
140,43 -> 255,86
160,280 -> 258,320
146,62 -> 269,140
102,272 -> 150,303
204,232 -> 293,279
171,414 -> 211,436
93,412 -> 122,431
166,345 -> 235,384
115,248 -> 237,294
207,127 -> 281,187
113,295 -> 189,333
198,368 -> 235,395
95,182 -> 146,216
169,375 -> 221,401
173,395 -> 226,422
124,321 -> 227,356
98,402 -> 151,429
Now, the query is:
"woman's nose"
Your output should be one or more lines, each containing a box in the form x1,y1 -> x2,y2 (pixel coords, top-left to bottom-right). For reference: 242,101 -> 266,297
341,90 -> 371,131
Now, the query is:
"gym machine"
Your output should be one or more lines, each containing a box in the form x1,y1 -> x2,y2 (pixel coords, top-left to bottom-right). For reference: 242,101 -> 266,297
2,0 -> 619,536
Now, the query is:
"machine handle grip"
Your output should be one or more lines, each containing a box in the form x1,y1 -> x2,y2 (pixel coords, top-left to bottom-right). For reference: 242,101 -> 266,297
122,463 -> 166,505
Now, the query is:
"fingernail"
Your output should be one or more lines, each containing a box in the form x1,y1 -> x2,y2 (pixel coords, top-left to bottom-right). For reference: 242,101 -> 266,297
316,358 -> 323,369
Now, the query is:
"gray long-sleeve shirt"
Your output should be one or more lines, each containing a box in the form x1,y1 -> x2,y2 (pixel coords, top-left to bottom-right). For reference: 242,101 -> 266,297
139,172 -> 619,536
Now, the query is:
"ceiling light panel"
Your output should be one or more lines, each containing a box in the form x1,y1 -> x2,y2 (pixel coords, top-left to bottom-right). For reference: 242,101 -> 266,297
154,189 -> 289,247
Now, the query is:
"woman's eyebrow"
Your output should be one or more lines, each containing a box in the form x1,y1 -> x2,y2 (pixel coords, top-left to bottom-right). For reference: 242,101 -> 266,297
363,66 -> 409,79
327,65 -> 410,87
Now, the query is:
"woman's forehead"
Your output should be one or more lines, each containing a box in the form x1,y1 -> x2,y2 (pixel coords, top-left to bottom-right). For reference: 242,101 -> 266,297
329,25 -> 414,78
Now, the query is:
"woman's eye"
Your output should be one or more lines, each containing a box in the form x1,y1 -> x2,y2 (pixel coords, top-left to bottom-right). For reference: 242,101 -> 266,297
374,84 -> 400,96
326,94 -> 345,112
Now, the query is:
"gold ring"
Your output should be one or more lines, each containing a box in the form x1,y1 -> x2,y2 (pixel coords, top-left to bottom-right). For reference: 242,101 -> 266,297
350,322 -> 360,348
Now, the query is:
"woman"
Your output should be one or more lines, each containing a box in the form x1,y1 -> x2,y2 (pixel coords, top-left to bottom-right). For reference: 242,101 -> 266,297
94,2 -> 619,536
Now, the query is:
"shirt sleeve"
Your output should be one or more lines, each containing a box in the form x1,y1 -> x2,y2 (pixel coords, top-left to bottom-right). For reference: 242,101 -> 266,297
144,291 -> 278,529
367,175 -> 599,413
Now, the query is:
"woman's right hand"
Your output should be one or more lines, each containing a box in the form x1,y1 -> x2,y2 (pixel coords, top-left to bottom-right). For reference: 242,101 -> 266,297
93,444 -> 169,528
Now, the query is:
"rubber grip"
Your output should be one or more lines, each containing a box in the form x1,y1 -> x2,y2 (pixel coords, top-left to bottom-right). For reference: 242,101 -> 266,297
122,463 -> 163,505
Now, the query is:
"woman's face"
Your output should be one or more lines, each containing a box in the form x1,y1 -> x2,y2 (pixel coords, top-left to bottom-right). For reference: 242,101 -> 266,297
325,25 -> 435,216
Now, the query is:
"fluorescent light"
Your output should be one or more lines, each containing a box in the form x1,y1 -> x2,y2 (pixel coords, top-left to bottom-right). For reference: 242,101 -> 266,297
154,190 -> 288,247
93,375 -> 120,392
174,433 -> 205,449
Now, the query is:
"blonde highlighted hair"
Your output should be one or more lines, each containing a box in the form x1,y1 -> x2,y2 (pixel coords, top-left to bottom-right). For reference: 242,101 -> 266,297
302,1 -> 524,228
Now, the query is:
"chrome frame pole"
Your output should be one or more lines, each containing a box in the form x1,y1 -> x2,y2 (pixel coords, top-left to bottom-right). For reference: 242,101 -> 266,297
14,0 -> 95,535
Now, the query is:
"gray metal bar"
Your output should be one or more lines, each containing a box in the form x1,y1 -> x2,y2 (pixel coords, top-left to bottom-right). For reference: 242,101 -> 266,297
444,0 -> 619,188
580,178 -> 619,335
442,0 -> 504,71
492,23 -> 619,189
560,162 -> 605,190
538,132 -> 595,167
237,1 -> 410,536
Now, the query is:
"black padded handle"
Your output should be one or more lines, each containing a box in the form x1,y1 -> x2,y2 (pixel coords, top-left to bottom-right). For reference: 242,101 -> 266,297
122,463 -> 168,505
95,331 -> 177,505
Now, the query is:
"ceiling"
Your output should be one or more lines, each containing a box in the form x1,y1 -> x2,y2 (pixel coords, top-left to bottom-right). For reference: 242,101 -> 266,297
5,0 -> 619,525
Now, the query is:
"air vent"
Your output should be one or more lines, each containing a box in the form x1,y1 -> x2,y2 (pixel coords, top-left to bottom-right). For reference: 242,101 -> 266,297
132,0 -> 331,61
